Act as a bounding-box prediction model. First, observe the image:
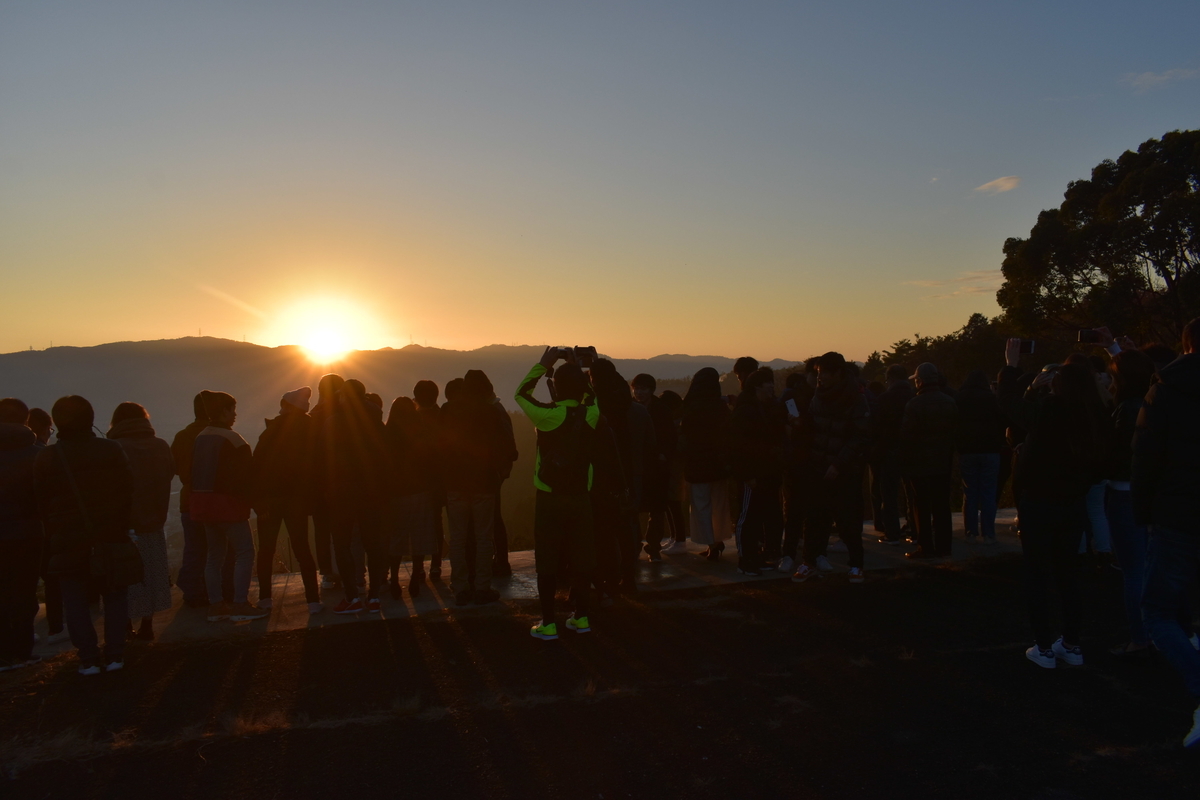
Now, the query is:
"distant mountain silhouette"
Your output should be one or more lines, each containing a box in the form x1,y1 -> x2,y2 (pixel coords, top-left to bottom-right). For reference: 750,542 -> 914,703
0,337 -> 797,438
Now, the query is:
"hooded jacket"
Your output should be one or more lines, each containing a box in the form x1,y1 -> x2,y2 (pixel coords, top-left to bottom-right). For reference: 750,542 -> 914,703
34,431 -> 133,575
253,406 -> 315,504
170,418 -> 209,514
1132,353 -> 1200,533
0,423 -> 41,542
108,418 -> 174,533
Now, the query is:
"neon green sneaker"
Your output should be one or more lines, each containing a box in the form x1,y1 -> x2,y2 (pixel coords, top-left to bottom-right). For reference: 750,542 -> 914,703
530,622 -> 558,640
565,614 -> 590,633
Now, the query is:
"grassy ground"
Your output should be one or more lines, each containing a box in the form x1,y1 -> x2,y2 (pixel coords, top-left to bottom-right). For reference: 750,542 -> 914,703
2,555 -> 1197,799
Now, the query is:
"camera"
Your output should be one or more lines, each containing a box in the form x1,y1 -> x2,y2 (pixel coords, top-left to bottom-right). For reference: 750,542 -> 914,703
1019,340 -> 1035,355
1077,329 -> 1104,345
573,345 -> 597,368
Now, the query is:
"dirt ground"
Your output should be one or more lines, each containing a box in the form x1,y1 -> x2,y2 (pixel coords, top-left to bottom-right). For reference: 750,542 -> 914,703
2,555 -> 1198,799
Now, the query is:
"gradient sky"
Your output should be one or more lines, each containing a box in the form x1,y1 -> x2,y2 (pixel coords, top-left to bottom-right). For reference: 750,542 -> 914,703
2,1 -> 1198,361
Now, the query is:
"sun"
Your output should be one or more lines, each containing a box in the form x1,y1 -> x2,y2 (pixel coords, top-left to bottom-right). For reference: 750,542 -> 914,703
265,296 -> 387,364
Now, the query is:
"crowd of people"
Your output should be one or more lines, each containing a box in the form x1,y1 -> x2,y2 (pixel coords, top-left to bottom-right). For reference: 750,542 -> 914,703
1,323 -> 1198,747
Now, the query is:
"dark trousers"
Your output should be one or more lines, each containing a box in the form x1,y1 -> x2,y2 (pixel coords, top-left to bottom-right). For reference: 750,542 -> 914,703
736,476 -> 783,570
1143,526 -> 1200,698
42,573 -> 63,636
782,468 -> 810,559
179,510 -> 234,604
875,452 -> 904,541
1019,497 -> 1086,650
331,501 -> 387,602
312,509 -> 337,578
590,492 -> 622,594
534,491 -> 595,624
803,466 -> 865,569
910,473 -> 953,555
0,538 -> 41,664
61,577 -> 127,664
616,511 -> 642,586
493,489 -> 510,567
256,497 -> 319,604
869,460 -> 884,531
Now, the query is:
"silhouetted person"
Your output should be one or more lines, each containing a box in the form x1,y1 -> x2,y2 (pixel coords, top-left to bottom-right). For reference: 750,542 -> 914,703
413,380 -> 446,581
631,373 -> 677,557
872,365 -> 914,545
0,398 -> 42,671
192,391 -> 267,622
107,402 -> 174,641
901,363 -> 959,558
310,372 -> 346,589
385,396 -> 435,597
516,348 -> 600,640
172,393 -> 231,607
465,370 -> 519,577
1000,341 -> 1107,670
658,389 -> 688,552
793,353 -> 870,584
957,370 -> 1007,544
681,368 -> 732,560
253,387 -> 322,614
34,395 -> 134,674
25,407 -> 64,643
27,407 -> 52,445
1134,318 -> 1200,748
731,367 -> 784,575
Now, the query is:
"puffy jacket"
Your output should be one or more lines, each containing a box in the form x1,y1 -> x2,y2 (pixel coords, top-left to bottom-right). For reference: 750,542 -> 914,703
190,426 -> 253,522
1132,353 -> 1200,533
901,386 -> 960,477
809,380 -> 870,471
108,418 -> 174,533
0,423 -> 41,542
253,408 -> 315,504
34,432 -> 133,576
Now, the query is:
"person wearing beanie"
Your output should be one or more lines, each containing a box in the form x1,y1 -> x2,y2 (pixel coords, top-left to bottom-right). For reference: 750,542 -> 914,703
191,391 -> 267,623
252,387 -> 322,614
171,393 -> 231,608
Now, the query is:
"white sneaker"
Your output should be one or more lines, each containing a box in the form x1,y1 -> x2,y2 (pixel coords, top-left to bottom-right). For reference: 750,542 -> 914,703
45,631 -> 70,645
1052,637 -> 1083,666
848,567 -> 864,584
827,540 -> 847,553
258,597 -> 273,609
78,663 -> 102,677
1025,645 -> 1056,669
816,555 -> 834,573
777,556 -> 796,575
1190,634 -> 1199,651
307,602 -> 324,614
791,564 -> 818,583
1185,704 -> 1200,749
320,576 -> 338,590
661,540 -> 689,555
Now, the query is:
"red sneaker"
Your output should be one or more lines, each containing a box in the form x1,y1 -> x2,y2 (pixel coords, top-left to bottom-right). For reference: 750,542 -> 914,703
366,598 -> 381,613
334,598 -> 364,615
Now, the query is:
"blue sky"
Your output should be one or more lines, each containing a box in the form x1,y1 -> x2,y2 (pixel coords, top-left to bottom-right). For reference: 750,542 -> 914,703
1,1 -> 1197,359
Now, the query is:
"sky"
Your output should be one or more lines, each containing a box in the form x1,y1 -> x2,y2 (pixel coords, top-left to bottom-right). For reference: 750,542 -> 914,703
2,1 -> 1198,361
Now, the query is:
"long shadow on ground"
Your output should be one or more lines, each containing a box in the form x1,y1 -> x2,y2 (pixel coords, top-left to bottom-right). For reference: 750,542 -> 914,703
2,555 -> 1197,799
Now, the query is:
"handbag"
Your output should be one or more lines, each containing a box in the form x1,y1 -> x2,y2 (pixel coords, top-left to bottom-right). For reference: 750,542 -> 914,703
57,445 -> 144,589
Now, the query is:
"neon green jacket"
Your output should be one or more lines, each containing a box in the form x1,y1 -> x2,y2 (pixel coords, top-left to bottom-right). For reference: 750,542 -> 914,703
514,363 -> 601,492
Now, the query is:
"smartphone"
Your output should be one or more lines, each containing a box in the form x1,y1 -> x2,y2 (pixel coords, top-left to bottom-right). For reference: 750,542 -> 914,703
1019,340 -> 1035,355
785,398 -> 799,418
1077,330 -> 1104,344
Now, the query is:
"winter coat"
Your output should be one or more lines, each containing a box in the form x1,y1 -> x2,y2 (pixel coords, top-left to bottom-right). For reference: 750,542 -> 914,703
108,418 -> 174,533
170,418 -> 208,513
1105,397 -> 1142,483
190,426 -> 254,523
998,366 -> 1106,503
679,398 -> 731,484
321,397 -> 392,505
873,380 -> 913,457
809,380 -> 870,471
491,399 -> 519,481
440,397 -> 507,494
34,432 -> 133,576
0,423 -> 41,542
730,393 -> 785,482
253,408 -> 315,504
956,391 -> 1007,455
901,387 -> 960,477
1132,353 -> 1200,533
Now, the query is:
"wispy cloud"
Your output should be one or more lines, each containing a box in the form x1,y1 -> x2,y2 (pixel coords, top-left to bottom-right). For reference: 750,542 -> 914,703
1122,67 -> 1199,93
904,269 -> 1002,300
197,284 -> 267,318
973,176 -> 1020,195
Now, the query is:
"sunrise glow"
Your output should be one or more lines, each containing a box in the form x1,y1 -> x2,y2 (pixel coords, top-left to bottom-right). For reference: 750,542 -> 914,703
265,297 -> 388,364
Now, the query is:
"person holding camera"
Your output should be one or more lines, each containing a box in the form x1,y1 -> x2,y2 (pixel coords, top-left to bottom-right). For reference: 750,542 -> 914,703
515,347 -> 601,640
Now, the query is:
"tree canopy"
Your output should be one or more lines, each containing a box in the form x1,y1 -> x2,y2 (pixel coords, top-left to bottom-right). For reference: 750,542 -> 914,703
997,129 -> 1200,345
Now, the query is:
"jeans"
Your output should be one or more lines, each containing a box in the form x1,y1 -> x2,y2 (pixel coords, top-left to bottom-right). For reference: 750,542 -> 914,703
255,497 -> 319,604
0,538 -> 41,664
180,511 -> 233,604
60,577 -> 127,663
1019,496 -> 1086,649
960,453 -> 1001,540
911,473 -> 953,554
1143,526 -> 1200,698
204,520 -> 255,605
447,491 -> 496,594
1106,487 -> 1150,645
689,479 -> 731,547
1080,481 -> 1112,554
802,466 -> 865,569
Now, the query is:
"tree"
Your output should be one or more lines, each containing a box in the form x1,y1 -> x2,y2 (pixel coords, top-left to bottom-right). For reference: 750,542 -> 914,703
997,129 -> 1200,345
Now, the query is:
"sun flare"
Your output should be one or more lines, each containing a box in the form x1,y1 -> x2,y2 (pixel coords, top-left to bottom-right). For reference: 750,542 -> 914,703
266,297 -> 388,364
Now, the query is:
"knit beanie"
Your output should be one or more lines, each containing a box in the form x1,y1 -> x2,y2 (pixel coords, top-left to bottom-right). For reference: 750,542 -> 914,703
281,386 -> 312,413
